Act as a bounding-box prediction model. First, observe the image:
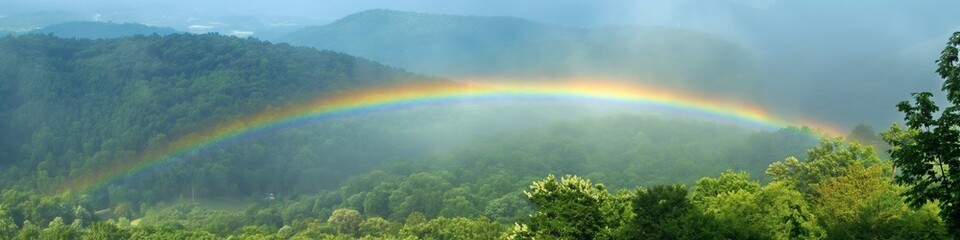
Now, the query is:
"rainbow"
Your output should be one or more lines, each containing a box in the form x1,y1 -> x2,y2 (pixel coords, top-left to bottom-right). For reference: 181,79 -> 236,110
58,80 -> 841,193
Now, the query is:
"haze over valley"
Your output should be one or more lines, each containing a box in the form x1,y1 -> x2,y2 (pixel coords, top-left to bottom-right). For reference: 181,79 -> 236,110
1,1 -> 959,239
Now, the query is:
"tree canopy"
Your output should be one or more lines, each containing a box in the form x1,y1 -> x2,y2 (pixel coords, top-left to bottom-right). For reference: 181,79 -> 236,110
884,31 -> 960,238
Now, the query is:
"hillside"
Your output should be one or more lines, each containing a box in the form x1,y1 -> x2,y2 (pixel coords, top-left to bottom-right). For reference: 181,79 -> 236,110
280,10 -> 762,99
32,21 -> 179,39
0,23 -> 952,240
0,33 -> 434,200
0,10 -> 84,32
277,9 -> 960,130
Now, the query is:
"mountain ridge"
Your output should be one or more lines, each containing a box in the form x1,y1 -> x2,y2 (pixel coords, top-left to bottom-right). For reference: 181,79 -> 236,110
280,9 -> 762,100
32,21 -> 180,39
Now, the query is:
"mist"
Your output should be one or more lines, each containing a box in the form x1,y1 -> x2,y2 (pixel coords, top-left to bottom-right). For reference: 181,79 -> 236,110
5,1 -> 960,238
3,0 -> 956,178
3,0 -> 957,176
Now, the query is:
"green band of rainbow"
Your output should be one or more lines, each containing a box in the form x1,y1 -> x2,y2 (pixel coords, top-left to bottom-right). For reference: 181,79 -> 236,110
59,80 -> 841,193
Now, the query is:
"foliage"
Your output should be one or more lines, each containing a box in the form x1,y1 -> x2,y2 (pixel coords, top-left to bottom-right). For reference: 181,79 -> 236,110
32,21 -> 179,39
630,184 -> 707,239
403,216 -> 502,240
814,163 -> 946,239
0,29 -> 952,239
0,33 -> 432,207
693,171 -> 823,239
766,137 -> 881,197
327,209 -> 362,236
81,222 -> 130,240
512,175 -> 609,239
884,31 -> 960,237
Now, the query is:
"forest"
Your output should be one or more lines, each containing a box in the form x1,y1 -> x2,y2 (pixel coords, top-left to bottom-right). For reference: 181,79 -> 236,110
0,15 -> 959,240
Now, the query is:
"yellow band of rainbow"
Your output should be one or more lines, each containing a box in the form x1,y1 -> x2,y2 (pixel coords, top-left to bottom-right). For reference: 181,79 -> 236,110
59,80 -> 841,193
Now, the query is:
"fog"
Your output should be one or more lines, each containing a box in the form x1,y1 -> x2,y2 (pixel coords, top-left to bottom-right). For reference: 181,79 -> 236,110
6,2 -> 960,234
3,0 -> 959,132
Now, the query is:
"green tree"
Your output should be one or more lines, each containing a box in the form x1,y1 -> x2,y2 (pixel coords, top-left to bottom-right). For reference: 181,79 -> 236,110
692,178 -> 765,238
693,171 -> 823,239
847,124 -> 886,152
630,184 -> 695,239
0,205 -> 18,239
327,208 -> 362,236
113,202 -> 133,219
766,137 -> 880,197
81,222 -> 130,240
691,170 -> 760,203
759,181 -> 824,240
359,216 -> 396,237
403,217 -> 502,240
41,217 -> 82,240
511,175 -> 609,239
14,220 -> 41,240
815,162 -> 946,239
388,173 -> 451,219
884,31 -> 960,237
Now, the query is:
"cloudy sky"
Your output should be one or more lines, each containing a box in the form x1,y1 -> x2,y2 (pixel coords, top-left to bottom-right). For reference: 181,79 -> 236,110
1,0 -> 953,27
4,0 -> 958,47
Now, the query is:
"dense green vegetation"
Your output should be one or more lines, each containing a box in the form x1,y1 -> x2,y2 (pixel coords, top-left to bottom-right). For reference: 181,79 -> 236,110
0,33 -> 435,203
883,31 -> 960,237
32,21 -> 179,39
0,137 -> 949,239
1,28 -> 958,239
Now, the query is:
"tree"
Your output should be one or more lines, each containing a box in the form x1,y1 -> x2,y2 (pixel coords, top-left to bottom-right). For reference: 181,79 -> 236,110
691,170 -> 760,203
81,222 -> 130,240
692,172 -> 822,239
359,217 -> 395,237
403,217 -> 502,240
759,181 -> 824,240
388,173 -> 451,220
847,124 -> 885,151
630,184 -> 695,239
327,208 -> 362,236
766,137 -> 880,197
510,175 -> 610,239
884,31 -> 960,237
14,220 -> 41,240
812,163 -> 902,238
41,217 -> 82,240
0,205 -> 18,239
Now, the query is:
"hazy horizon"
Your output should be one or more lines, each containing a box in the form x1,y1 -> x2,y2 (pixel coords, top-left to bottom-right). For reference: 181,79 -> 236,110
4,0 -> 960,131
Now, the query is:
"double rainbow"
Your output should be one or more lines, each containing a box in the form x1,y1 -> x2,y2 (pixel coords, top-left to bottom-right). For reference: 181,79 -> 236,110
59,80 -> 840,192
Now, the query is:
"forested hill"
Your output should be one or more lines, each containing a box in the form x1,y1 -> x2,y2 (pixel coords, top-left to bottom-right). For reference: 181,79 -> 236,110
32,21 -> 179,39
280,10 -> 761,99
0,33 -> 433,194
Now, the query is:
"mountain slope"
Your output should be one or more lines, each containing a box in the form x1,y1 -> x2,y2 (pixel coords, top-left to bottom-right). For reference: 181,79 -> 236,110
33,21 -> 179,39
0,33 -> 433,199
280,10 -> 761,99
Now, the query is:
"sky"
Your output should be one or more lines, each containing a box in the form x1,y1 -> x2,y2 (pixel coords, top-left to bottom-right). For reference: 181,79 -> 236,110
4,1 -> 957,42
2,0 -> 953,27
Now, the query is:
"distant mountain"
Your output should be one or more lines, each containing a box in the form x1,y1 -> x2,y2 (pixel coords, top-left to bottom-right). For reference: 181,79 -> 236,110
281,10 -> 761,99
0,33 -> 433,197
281,10 -> 579,73
278,9 -> 960,130
0,11 -> 85,31
33,21 -> 179,39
